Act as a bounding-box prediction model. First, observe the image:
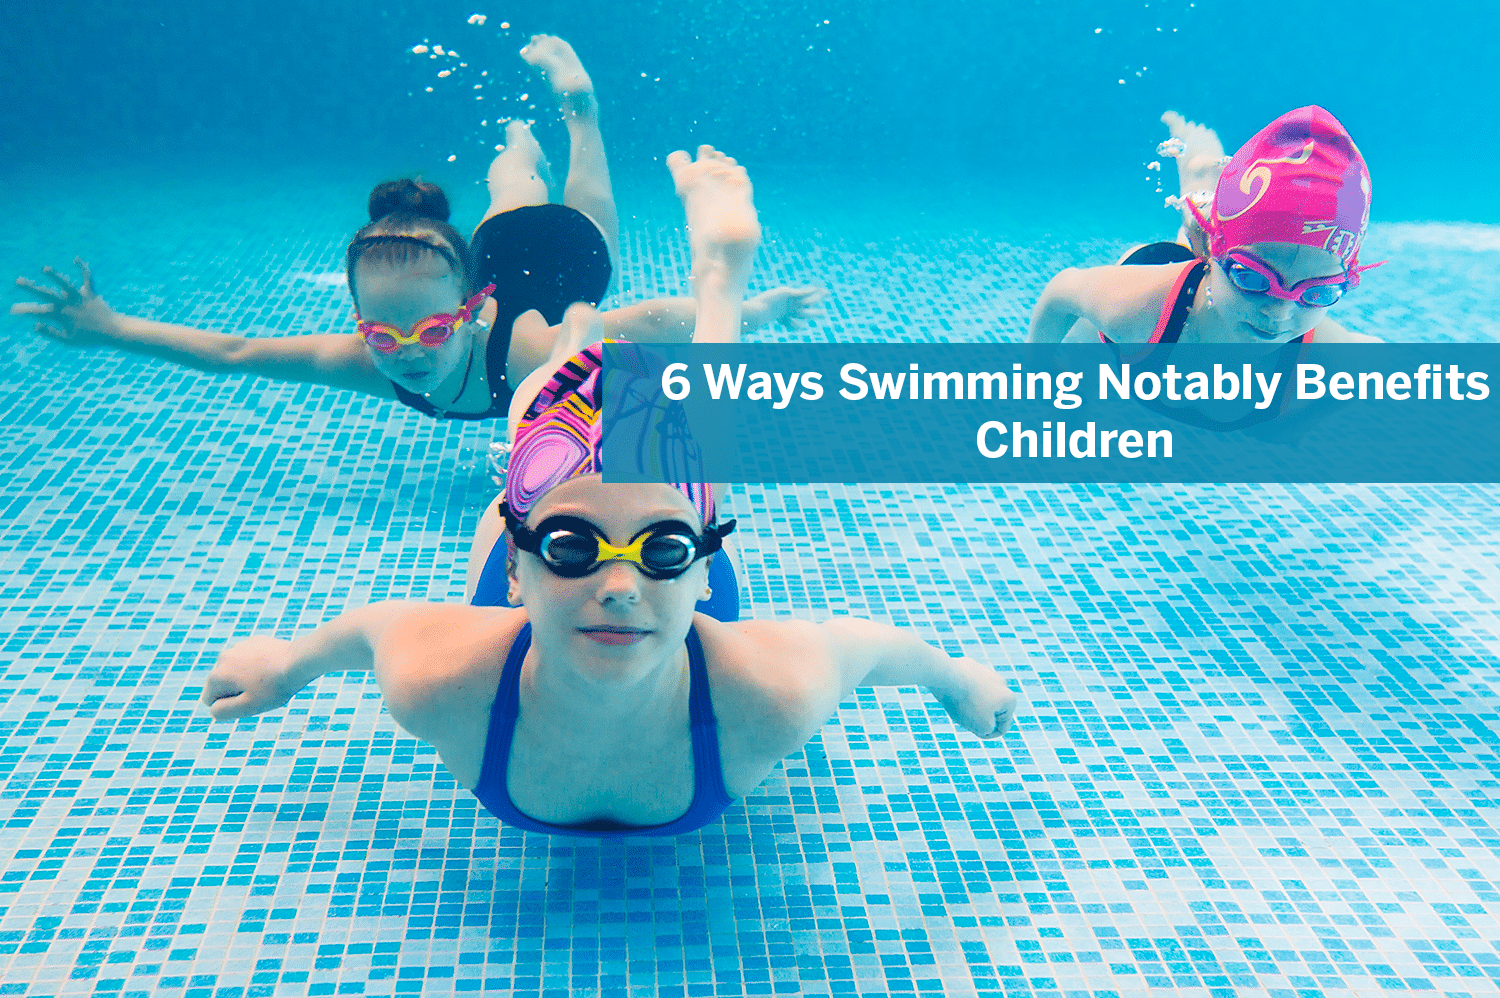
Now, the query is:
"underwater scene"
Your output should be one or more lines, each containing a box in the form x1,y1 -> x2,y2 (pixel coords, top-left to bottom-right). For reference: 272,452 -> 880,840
5,2 -> 1500,997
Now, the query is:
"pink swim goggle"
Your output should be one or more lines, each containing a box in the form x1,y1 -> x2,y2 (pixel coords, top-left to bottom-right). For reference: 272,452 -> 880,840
356,283 -> 496,352
1218,250 -> 1350,308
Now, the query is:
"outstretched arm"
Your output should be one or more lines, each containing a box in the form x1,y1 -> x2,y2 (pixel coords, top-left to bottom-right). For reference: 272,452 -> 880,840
602,286 -> 826,342
1027,268 -> 1089,343
815,617 -> 1018,738
13,258 -> 394,396
199,603 -> 413,722
200,601 -> 511,744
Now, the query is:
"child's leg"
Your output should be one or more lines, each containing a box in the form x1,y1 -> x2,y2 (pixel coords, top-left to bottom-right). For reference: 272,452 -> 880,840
521,36 -> 621,279
473,120 -> 553,237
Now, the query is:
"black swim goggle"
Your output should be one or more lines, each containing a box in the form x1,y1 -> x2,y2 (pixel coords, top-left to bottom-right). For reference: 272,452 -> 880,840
502,502 -> 736,580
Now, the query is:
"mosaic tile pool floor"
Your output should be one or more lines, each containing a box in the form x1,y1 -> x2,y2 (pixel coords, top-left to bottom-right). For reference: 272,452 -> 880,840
4,162 -> 1500,998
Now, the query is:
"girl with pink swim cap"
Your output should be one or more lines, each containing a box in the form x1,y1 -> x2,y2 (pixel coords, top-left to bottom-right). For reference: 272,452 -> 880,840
1028,105 -> 1382,347
197,145 -> 1017,838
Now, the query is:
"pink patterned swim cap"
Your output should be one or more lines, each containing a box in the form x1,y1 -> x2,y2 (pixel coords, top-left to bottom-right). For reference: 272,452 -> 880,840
504,341 -> 715,525
1194,105 -> 1380,283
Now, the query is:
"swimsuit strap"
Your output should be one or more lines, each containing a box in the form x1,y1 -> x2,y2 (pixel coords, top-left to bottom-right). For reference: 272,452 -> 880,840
1152,259 -> 1209,344
466,621 -> 530,826
1098,258 -> 1207,347
683,627 -> 730,804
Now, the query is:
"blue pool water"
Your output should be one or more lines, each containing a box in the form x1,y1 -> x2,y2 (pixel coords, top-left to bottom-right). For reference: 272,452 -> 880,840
6,4 -> 1500,998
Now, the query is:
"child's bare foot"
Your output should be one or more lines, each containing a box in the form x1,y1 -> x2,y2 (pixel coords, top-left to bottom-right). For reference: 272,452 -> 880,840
520,35 -> 595,119
665,145 -> 761,284
1161,110 -> 1227,197
934,658 -> 1019,739
744,286 -> 826,331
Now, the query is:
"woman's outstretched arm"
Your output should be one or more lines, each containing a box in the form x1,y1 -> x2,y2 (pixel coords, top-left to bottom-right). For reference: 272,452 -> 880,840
13,258 -> 394,396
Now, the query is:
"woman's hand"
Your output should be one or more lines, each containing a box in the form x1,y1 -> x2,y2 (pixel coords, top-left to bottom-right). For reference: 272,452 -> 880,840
11,257 -> 123,346
201,636 -> 309,721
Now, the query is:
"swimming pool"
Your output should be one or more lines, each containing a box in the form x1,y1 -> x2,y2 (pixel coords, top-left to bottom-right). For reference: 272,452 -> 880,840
6,3 -> 1500,996
4,156 -> 1500,997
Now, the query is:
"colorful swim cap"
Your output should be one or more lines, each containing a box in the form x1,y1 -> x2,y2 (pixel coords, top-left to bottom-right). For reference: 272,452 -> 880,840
1190,105 -> 1381,284
504,342 -> 716,525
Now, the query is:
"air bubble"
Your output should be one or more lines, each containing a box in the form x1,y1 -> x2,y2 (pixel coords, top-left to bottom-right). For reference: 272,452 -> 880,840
448,154 -> 457,162
1147,161 -> 1161,171
412,44 -> 429,54
467,13 -> 487,24
1156,137 -> 1187,158
500,21 -> 510,28
438,70 -> 451,77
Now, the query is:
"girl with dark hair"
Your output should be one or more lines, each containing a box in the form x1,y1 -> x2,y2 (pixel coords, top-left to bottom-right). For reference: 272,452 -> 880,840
12,36 -> 821,423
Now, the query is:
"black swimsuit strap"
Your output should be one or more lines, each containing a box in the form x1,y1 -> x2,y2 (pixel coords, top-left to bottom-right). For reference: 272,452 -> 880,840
1158,260 -> 1209,344
388,320 -> 512,421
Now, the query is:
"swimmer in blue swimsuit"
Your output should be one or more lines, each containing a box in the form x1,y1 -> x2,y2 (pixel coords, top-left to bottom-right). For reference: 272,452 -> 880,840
13,37 -> 823,422
199,146 -> 1018,838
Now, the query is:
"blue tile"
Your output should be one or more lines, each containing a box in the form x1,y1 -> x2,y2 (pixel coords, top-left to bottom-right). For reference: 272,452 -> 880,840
5,161 -> 1500,998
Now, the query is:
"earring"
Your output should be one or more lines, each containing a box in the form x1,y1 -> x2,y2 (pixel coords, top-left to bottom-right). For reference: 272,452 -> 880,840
700,586 -> 713,602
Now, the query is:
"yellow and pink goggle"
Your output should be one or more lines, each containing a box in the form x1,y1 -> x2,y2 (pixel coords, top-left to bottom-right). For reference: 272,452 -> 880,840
355,283 -> 496,352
